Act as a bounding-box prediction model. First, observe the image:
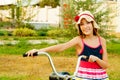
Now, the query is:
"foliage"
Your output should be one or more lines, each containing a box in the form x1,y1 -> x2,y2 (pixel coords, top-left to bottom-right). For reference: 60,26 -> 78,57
16,22 -> 35,30
0,0 -> 38,29
0,30 -> 12,36
36,28 -> 50,36
47,28 -> 77,38
39,0 -> 60,8
0,30 -> 8,36
8,0 -> 38,29
0,21 -> 12,28
0,5 -> 12,10
12,28 -> 37,37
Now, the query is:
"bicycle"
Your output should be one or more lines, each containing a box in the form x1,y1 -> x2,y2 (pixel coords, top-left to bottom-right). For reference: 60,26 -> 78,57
23,52 -> 87,80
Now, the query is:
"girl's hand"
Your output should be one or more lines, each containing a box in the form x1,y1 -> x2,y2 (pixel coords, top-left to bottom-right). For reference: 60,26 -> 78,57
26,49 -> 38,57
88,55 -> 98,63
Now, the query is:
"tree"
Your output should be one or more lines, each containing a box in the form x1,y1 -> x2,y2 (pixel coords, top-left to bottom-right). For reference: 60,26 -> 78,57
39,0 -> 60,8
10,0 -> 38,29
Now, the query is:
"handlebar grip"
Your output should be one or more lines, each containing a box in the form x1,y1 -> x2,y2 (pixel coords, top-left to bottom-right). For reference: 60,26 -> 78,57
80,55 -> 89,61
23,52 -> 38,57
82,55 -> 88,59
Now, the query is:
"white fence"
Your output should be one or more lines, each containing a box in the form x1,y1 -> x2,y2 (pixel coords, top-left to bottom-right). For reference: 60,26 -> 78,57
30,6 -> 61,24
0,6 -> 61,29
23,6 -> 61,29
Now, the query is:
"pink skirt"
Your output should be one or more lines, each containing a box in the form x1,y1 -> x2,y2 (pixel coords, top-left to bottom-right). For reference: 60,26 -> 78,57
77,67 -> 109,79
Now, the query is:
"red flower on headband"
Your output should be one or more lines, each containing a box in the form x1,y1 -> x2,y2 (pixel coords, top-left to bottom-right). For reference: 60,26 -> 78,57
74,15 -> 80,22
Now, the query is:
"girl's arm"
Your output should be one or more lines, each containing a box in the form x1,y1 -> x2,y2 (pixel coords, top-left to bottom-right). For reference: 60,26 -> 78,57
26,36 -> 81,56
39,36 -> 80,52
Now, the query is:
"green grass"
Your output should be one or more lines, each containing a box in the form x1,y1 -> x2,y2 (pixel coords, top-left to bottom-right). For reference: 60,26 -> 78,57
0,37 -> 120,55
0,36 -> 71,55
0,36 -> 120,80
0,76 -> 43,80
107,42 -> 120,54
0,43 -> 50,55
0,76 -> 23,80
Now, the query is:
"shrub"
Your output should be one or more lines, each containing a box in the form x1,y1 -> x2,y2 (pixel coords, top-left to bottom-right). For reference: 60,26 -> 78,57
37,28 -> 50,36
0,30 -> 8,36
13,28 -> 37,36
0,30 -> 5,36
24,23 -> 35,30
16,22 -> 35,30
47,28 -> 77,38
0,21 -> 12,28
47,28 -> 63,37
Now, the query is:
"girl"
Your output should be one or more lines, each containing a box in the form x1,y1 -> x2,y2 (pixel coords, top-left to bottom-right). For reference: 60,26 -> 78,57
26,11 -> 109,80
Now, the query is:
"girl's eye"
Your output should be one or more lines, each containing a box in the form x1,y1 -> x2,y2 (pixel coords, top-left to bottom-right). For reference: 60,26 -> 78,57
80,22 -> 91,26
80,23 -> 84,26
87,22 -> 91,24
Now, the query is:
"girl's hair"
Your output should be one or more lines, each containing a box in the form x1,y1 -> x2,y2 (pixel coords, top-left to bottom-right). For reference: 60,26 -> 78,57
77,21 -> 99,38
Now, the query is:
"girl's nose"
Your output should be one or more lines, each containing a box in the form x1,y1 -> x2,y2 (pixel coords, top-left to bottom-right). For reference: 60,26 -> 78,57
84,23 -> 88,28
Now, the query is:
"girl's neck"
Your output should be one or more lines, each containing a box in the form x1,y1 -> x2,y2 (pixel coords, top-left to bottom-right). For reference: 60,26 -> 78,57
83,35 -> 100,48
84,34 -> 96,39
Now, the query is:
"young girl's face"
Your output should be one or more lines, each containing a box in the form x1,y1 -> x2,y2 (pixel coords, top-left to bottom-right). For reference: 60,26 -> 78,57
79,18 -> 93,36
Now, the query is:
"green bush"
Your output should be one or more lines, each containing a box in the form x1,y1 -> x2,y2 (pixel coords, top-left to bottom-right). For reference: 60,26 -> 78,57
47,28 -> 77,38
37,28 -> 50,36
0,30 -> 5,36
47,28 -> 62,37
0,21 -> 12,28
0,30 -> 9,36
13,28 -> 37,36
16,22 -> 35,30
24,23 -> 35,30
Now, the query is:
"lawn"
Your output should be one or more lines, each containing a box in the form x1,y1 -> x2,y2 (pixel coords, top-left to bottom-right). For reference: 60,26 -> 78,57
0,53 -> 120,80
0,37 -> 120,80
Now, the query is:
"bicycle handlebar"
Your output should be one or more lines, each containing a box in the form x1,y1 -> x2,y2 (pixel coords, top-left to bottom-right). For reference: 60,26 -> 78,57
23,52 -> 38,57
23,52 -> 87,79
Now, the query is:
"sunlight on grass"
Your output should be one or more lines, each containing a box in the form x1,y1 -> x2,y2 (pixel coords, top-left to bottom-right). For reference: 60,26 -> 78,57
0,53 -> 120,80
